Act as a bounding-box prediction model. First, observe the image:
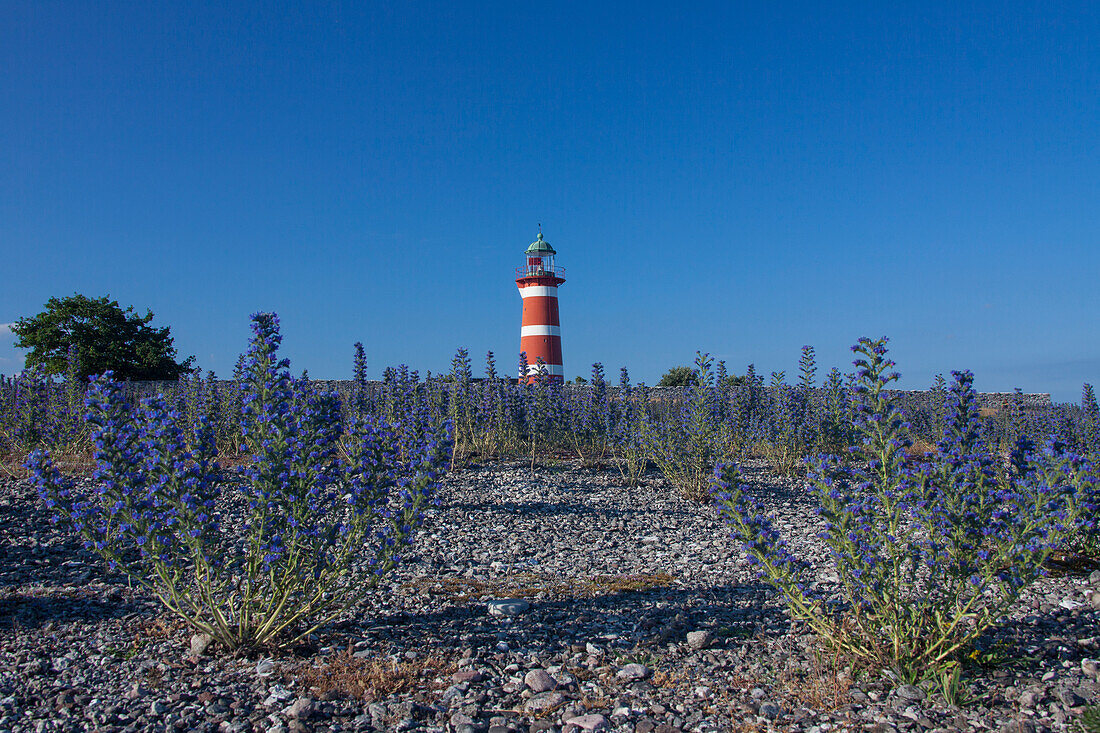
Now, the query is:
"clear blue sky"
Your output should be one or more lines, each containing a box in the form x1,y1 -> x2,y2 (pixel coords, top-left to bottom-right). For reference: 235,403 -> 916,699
1,2 -> 1097,400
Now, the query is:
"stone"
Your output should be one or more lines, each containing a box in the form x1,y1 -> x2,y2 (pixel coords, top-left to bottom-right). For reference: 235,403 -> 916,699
758,702 -> 781,719
524,692 -> 565,714
1083,658 -> 1099,677
1000,722 -> 1034,733
1018,690 -> 1040,708
263,685 -> 293,707
564,713 -> 608,731
487,599 -> 529,617
616,663 -> 651,681
1058,688 -> 1085,707
149,700 -> 169,715
450,712 -> 475,727
190,633 -> 214,657
686,630 -> 713,650
524,669 -> 557,692
287,697 -> 314,719
452,670 -> 484,684
896,684 -> 926,702
1090,591 -> 1100,610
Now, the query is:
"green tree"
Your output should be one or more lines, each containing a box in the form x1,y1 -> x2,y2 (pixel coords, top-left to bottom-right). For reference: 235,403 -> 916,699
657,365 -> 699,387
12,294 -> 195,381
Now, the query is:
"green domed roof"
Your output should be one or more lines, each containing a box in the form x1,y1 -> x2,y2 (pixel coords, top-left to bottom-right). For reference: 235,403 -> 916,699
525,231 -> 556,255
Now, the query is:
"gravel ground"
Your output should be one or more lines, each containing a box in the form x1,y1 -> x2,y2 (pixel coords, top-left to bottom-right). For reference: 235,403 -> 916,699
1,460 -> 1098,733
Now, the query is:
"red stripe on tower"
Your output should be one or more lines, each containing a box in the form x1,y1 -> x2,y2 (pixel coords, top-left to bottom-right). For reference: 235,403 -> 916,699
516,230 -> 565,382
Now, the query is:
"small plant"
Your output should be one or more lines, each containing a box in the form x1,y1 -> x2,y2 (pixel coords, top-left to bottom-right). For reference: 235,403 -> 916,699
30,313 -> 450,651
933,661 -> 967,707
1080,705 -> 1100,733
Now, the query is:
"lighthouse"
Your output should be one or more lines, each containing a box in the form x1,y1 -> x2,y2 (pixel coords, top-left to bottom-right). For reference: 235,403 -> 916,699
516,229 -> 565,382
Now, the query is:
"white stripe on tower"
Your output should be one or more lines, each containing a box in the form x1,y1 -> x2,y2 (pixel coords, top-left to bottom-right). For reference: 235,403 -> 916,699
521,325 -> 561,337
519,285 -> 558,299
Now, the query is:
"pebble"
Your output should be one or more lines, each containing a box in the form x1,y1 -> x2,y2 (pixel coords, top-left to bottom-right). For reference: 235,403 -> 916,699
896,684 -> 926,702
565,713 -> 609,731
524,669 -> 558,692
524,692 -> 565,713
452,670 -> 484,683
190,632 -> 214,657
758,701 -> 782,719
686,630 -> 713,650
616,663 -> 651,681
286,697 -> 313,719
487,599 -> 530,616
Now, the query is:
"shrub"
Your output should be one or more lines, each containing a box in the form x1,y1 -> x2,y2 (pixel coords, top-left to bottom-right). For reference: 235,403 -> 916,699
657,365 -> 698,388
29,312 -> 450,651
712,337 -> 1084,684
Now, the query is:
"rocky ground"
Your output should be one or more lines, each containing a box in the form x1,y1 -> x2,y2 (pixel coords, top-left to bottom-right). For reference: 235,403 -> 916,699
1,460 -> 1099,733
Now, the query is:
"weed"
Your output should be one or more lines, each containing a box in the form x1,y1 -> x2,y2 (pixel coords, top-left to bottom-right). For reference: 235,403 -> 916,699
777,646 -> 852,713
401,572 -> 674,604
296,648 -> 457,702
103,639 -> 140,660
144,665 -> 164,689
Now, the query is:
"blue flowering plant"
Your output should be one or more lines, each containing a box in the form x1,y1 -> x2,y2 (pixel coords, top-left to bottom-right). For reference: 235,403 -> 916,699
713,337 -> 1083,684
29,313 -> 450,652
564,362 -> 612,466
611,367 -> 650,487
648,352 -> 720,501
0,346 -> 90,458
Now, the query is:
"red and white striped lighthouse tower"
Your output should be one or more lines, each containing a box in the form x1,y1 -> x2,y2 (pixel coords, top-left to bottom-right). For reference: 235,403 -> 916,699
516,229 -> 565,382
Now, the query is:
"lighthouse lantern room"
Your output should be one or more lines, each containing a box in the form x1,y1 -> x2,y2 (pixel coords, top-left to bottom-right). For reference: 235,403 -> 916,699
516,230 -> 565,382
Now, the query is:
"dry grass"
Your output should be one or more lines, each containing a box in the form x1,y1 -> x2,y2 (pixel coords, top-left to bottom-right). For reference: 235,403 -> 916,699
136,615 -> 191,643
297,649 -> 457,702
1044,549 -> 1100,576
1,450 -> 97,479
401,571 -> 675,604
143,665 -> 165,689
905,439 -> 938,459
1,449 -> 254,479
777,648 -> 853,713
